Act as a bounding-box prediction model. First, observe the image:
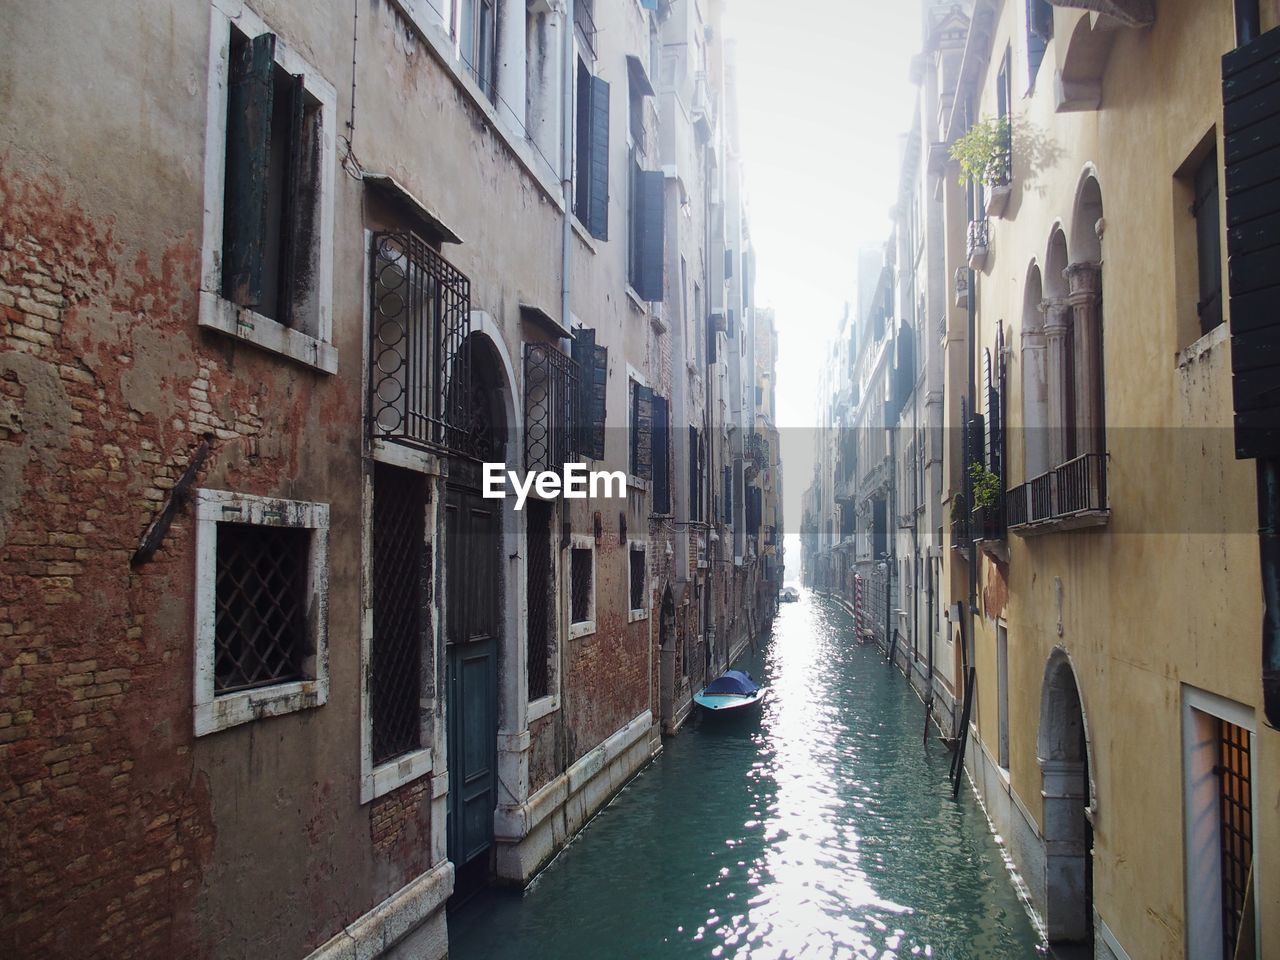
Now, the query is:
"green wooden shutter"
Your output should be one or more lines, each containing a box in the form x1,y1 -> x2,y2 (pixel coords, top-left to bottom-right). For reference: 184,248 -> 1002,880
223,32 -> 276,307
570,329 -> 608,461
723,465 -> 733,522
633,385 -> 653,478
588,75 -> 610,240
276,71 -> 306,327
688,426 -> 699,521
635,170 -> 665,300
652,395 -> 670,513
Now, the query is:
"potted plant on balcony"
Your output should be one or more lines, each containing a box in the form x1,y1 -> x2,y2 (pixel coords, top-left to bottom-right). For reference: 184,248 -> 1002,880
951,115 -> 1013,219
969,462 -> 1005,546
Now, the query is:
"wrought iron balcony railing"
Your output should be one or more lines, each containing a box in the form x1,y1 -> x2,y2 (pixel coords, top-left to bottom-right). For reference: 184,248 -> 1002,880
368,231 -> 472,457
1006,453 -> 1109,535
967,219 -> 990,266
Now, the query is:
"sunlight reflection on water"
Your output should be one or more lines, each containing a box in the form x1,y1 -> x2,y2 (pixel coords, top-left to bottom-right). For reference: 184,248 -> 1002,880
448,595 -> 1046,960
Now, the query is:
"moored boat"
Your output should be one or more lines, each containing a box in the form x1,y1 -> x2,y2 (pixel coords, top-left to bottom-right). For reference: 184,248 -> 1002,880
693,669 -> 767,714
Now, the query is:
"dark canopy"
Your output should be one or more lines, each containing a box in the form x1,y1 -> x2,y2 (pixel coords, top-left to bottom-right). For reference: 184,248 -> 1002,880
704,669 -> 758,696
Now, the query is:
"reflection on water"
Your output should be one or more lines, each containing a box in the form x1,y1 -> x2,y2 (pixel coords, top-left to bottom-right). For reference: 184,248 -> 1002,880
448,594 -> 1046,959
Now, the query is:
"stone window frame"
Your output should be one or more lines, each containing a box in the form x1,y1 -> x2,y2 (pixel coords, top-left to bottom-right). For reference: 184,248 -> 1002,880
626,538 -> 647,623
198,0 -> 338,374
568,533 -> 596,639
1180,685 -> 1260,959
193,489 -> 330,737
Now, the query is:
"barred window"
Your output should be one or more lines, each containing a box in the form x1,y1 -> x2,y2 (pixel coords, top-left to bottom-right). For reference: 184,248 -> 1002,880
570,546 -> 593,626
194,490 -> 329,736
1216,718 -> 1253,959
371,463 -> 427,765
629,545 -> 646,615
526,500 -> 555,701
214,523 -> 310,693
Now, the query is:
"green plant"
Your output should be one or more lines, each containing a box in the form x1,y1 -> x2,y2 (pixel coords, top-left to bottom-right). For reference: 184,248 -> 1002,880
969,462 -> 1001,512
950,116 -> 1011,187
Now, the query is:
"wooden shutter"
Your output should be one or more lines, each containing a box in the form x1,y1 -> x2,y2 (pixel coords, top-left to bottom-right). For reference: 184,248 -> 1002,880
276,72 -> 306,328
572,329 -> 608,461
1224,26 -> 1280,458
632,385 -> 653,478
652,395 -> 670,513
723,465 -> 733,522
706,315 -> 717,364
588,75 -> 610,241
635,170 -> 665,301
688,426 -> 701,521
223,32 -> 276,307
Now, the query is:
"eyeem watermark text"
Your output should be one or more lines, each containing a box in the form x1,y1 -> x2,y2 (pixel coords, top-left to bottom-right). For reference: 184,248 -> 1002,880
482,463 -> 626,510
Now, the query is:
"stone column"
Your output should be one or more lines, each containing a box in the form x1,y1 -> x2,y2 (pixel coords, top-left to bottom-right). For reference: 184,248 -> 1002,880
1042,298 -> 1072,470
1021,322 -> 1049,477
1066,263 -> 1103,459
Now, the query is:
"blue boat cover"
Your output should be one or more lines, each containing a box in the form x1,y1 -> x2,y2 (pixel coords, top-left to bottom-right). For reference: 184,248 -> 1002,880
704,669 -> 758,696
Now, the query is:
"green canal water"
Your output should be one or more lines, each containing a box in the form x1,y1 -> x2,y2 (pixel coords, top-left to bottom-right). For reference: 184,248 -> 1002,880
448,593 -> 1046,959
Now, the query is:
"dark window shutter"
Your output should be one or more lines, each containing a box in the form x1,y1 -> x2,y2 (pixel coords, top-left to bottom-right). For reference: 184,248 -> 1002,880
632,385 -> 653,478
636,170 -> 665,301
1194,147 -> 1223,335
223,31 -> 276,308
588,75 -> 610,241
652,395 -> 670,513
276,72 -> 306,328
688,426 -> 700,521
706,316 -> 717,364
572,329 -> 608,461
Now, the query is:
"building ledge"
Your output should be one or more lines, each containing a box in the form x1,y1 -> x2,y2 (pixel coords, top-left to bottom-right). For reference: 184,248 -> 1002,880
1010,509 -> 1109,537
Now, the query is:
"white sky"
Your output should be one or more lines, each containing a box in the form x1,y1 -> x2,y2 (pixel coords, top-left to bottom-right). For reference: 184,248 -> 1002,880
726,0 -> 923,572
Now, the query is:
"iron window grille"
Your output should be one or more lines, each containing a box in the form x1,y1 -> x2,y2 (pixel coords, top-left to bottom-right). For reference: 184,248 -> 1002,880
214,523 -> 310,694
524,343 -> 580,474
371,463 -> 427,765
967,218 -> 991,261
369,231 -> 472,457
630,546 -> 646,612
570,547 -> 593,624
526,501 -> 554,701
1216,718 -> 1253,960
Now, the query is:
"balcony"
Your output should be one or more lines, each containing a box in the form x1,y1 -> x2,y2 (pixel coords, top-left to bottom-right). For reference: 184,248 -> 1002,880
984,122 -> 1013,218
368,231 -> 473,457
1006,453 -> 1109,536
967,219 -> 990,270
953,267 -> 969,308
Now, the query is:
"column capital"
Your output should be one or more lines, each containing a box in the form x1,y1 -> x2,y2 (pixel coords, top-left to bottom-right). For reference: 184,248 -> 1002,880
1065,261 -> 1102,303
1041,297 -> 1072,335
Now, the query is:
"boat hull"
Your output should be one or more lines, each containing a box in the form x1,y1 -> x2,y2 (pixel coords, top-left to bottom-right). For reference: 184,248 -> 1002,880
693,688 -> 767,713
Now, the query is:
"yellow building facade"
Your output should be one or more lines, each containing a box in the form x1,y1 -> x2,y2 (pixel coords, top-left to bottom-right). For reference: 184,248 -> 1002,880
942,1 -> 1278,956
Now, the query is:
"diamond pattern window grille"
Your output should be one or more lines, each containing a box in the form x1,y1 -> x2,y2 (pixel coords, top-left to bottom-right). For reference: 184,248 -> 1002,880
570,547 -> 593,624
526,500 -> 554,701
372,463 -> 427,765
214,523 -> 310,694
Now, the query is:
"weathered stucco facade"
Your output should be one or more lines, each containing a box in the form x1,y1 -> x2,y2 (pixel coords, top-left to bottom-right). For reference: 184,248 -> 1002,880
0,0 -> 781,957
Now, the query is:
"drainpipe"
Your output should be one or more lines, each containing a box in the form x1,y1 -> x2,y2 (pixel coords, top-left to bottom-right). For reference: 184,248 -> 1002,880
558,0 -> 575,776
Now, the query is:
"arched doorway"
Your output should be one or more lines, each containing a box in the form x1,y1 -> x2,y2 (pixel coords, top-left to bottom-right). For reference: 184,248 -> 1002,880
445,333 -> 509,901
658,588 -> 677,733
1037,651 -> 1093,945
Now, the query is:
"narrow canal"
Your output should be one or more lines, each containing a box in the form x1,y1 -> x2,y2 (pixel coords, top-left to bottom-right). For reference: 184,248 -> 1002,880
449,593 -> 1045,959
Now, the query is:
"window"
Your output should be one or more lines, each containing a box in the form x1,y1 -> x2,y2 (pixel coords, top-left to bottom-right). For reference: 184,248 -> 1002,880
629,543 -> 647,620
526,500 -> 555,701
457,0 -> 497,101
200,4 -> 336,373
1183,690 -> 1257,960
627,156 -> 666,300
574,58 -> 610,240
1193,147 -> 1224,336
369,231 -> 474,454
569,537 -> 596,638
370,463 -> 427,766
652,394 -> 671,513
1026,0 -> 1053,87
194,489 -> 329,736
571,327 -> 608,460
525,342 -> 580,473
689,426 -> 705,522
574,0 -> 597,58
630,378 -> 654,479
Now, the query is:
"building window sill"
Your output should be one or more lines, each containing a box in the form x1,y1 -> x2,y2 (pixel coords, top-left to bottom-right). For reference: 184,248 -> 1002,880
569,620 -> 596,640
625,285 -> 648,313
572,216 -> 599,253
528,694 -> 559,724
628,608 -> 648,623
199,291 -> 337,374
195,679 -> 325,737
1175,320 -> 1229,369
363,747 -> 433,804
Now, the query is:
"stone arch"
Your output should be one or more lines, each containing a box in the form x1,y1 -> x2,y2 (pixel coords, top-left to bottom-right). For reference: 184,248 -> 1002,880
1069,169 -> 1104,265
1021,261 -> 1050,478
1036,648 -> 1094,945
1045,225 -> 1070,298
